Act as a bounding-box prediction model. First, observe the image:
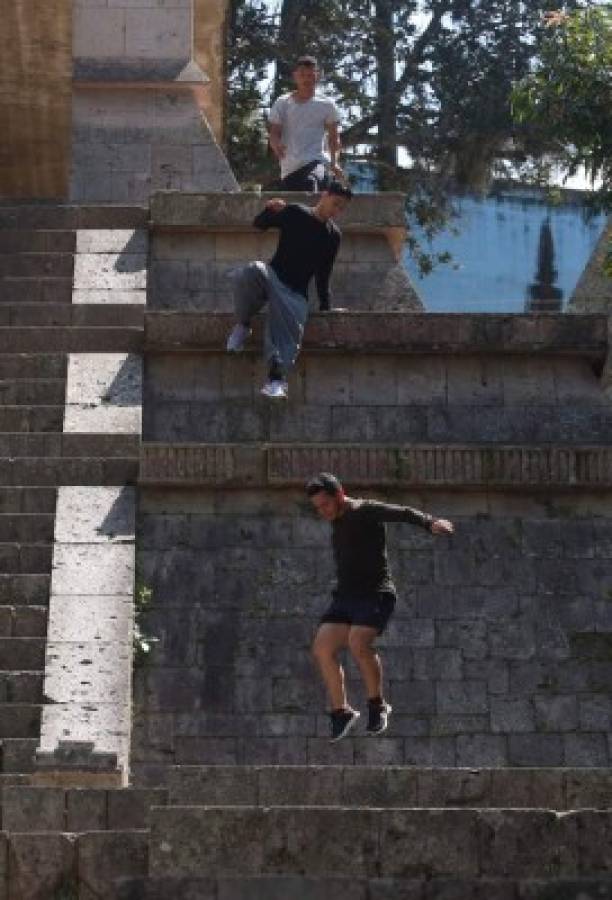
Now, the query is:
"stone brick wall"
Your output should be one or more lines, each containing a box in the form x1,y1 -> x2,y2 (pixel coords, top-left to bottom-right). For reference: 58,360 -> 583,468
133,312 -> 612,779
133,487 -> 612,781
149,192 -> 423,311
143,351 -> 612,445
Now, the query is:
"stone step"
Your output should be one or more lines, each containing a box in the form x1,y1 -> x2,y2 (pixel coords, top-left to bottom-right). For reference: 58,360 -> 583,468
0,785 -> 168,831
0,252 -> 74,278
0,303 -> 145,327
0,737 -> 38,773
0,704 -> 41,739
0,405 -> 64,433
0,515 -> 53,545
0,575 -> 51,605
0,604 -> 48,637
0,204 -> 148,230
149,805 -> 612,880
167,766 -> 612,812
0,354 -> 67,380
117,875 -> 612,900
0,379 -> 65,406
0,638 -> 46,670
0,230 -> 76,254
0,489 -> 56,515
0,433 -> 139,459
0,457 -> 138,486
0,327 -> 143,353
0,670 -> 44,702
0,278 -> 73,304
0,544 -> 52,574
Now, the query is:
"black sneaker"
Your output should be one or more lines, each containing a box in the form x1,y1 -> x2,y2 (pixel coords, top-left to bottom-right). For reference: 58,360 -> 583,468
366,700 -> 392,735
329,708 -> 360,742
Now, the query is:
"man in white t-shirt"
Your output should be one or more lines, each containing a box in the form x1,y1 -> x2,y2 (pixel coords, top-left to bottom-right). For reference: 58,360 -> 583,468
268,55 -> 343,192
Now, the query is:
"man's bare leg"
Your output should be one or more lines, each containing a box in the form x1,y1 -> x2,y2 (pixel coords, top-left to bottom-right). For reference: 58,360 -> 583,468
348,626 -> 383,700
311,623 -> 351,709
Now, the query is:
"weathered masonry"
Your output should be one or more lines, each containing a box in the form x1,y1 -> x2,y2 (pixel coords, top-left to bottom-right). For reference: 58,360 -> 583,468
2,0 -> 612,896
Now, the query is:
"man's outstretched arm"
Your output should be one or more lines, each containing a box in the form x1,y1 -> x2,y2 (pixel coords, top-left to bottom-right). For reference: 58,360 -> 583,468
366,500 -> 454,534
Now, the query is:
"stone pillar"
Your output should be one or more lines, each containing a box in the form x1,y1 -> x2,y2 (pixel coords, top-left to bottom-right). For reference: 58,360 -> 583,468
71,0 -> 238,203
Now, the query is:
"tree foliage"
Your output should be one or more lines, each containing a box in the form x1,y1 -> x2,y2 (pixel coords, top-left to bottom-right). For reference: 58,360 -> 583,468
225,0 -> 591,271
512,6 -> 612,210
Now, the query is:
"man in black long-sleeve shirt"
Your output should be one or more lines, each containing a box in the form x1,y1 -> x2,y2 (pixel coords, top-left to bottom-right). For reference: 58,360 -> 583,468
226,182 -> 352,400
306,472 -> 454,741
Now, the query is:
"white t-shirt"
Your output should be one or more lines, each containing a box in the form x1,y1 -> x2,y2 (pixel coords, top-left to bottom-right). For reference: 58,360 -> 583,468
269,93 -> 340,179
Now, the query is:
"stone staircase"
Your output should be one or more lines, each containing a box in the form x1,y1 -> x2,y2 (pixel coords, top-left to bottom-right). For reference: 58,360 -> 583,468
0,194 -> 610,898
0,205 -> 144,783
0,766 -> 611,897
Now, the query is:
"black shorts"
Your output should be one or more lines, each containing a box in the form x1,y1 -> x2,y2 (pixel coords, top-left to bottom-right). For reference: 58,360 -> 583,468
319,592 -> 396,634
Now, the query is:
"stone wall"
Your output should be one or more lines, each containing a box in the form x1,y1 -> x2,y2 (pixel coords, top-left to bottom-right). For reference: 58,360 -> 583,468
133,486 -> 612,780
132,301 -> 612,781
0,0 -> 72,199
149,192 -> 422,312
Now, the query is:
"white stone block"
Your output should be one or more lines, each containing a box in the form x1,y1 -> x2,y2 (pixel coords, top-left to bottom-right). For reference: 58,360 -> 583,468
44,641 -> 131,704
74,253 -> 147,291
64,404 -> 142,433
55,487 -> 136,544
76,229 -> 148,254
47,596 -> 134,643
73,7 -> 126,57
38,702 -> 131,760
72,289 -> 146,305
125,8 -> 191,59
65,353 -> 142,405
52,544 -> 135,596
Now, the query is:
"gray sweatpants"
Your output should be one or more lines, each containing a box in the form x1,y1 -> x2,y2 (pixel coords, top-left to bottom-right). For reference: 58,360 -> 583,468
233,261 -> 308,376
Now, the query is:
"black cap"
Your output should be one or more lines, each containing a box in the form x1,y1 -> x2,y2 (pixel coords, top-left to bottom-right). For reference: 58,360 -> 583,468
295,55 -> 318,68
305,472 -> 343,497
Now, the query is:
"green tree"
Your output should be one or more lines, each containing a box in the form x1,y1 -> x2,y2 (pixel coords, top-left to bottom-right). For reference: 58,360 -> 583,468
226,0 -> 277,186
512,6 -> 612,208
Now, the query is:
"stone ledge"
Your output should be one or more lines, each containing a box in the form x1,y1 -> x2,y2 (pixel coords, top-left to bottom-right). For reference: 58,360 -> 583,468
0,206 -> 149,230
150,191 -> 407,232
145,312 -> 608,359
73,58 -> 209,85
139,443 -> 612,489
0,327 -> 143,353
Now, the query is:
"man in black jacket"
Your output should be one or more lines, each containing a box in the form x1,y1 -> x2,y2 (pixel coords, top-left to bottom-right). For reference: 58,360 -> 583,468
226,182 -> 352,400
306,472 -> 455,741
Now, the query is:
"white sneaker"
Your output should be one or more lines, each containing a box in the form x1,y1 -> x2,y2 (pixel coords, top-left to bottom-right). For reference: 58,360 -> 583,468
260,380 -> 288,400
226,323 -> 252,352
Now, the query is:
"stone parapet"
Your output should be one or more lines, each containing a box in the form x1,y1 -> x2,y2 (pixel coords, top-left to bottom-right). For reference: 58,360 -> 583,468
139,443 -> 612,490
151,191 -> 409,234
149,193 -> 423,311
145,311 -> 608,359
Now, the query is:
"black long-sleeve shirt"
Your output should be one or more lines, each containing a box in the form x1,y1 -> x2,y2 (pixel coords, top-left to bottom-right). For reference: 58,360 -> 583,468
253,203 -> 341,309
331,500 -> 434,598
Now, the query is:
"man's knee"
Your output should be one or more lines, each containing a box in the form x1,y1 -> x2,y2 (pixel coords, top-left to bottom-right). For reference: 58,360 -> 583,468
312,633 -> 336,662
348,631 -> 376,659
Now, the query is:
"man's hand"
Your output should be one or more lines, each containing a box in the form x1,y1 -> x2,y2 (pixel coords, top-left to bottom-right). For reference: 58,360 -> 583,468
331,164 -> 345,181
272,142 -> 287,160
265,199 -> 287,213
431,518 -> 454,536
